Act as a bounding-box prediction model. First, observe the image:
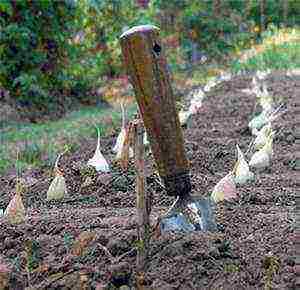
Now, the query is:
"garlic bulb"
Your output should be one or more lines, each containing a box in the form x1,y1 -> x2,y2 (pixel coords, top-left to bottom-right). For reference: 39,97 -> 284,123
47,153 -> 67,200
114,128 -> 134,160
248,110 -> 270,133
113,127 -> 126,153
249,132 -> 274,169
257,83 -> 273,111
188,99 -> 202,114
211,173 -> 237,203
88,127 -> 110,173
234,145 -> 254,185
253,123 -> 272,150
249,105 -> 284,134
143,131 -> 149,146
113,103 -> 133,159
179,109 -> 192,125
4,191 -> 25,224
47,172 -> 67,201
189,88 -> 205,102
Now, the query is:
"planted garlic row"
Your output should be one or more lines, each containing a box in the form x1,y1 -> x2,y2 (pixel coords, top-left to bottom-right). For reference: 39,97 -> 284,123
211,71 -> 283,204
249,104 -> 285,135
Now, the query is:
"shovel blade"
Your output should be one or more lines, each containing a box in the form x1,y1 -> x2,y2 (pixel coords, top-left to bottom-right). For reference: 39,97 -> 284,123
160,197 -> 217,233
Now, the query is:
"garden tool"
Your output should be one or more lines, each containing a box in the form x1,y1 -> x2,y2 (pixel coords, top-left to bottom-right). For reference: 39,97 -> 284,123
120,25 -> 216,233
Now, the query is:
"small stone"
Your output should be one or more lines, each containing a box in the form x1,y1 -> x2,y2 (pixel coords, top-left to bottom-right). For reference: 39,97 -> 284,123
109,262 -> 131,287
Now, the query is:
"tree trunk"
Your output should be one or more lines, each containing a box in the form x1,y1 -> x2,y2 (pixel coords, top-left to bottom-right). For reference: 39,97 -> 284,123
213,0 -> 222,18
245,0 -> 252,20
282,0 -> 289,27
260,0 -> 266,32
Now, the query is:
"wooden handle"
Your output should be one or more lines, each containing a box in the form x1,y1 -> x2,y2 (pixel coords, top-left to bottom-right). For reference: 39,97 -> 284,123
120,25 -> 191,197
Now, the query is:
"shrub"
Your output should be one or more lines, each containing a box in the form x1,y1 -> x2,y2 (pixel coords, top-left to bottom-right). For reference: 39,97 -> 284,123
0,0 -> 80,118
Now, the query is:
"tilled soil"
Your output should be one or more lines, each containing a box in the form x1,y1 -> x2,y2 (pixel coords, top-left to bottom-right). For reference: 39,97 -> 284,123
0,72 -> 298,289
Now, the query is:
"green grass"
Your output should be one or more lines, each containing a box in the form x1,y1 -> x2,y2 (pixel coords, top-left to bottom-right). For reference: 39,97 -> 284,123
0,104 -> 137,174
230,27 -> 300,73
231,41 -> 300,72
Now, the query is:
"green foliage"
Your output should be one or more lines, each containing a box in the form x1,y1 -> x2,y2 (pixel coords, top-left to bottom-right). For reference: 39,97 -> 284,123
0,0 -> 299,118
0,0 -> 80,117
0,104 -> 137,173
231,37 -> 300,72
19,141 -> 43,165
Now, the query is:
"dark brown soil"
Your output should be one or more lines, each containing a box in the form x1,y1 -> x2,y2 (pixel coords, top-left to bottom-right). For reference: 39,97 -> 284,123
0,71 -> 298,289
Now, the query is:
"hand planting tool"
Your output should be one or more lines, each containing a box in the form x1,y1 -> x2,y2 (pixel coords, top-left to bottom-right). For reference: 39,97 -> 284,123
120,25 -> 216,233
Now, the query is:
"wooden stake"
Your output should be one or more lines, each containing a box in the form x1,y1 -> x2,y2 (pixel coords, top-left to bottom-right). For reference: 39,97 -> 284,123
132,120 -> 150,287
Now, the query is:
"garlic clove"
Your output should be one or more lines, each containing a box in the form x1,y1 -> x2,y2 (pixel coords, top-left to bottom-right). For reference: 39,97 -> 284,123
249,150 -> 270,169
143,132 -> 149,146
88,150 -> 110,173
47,175 -> 67,201
253,123 -> 272,150
4,193 -> 26,224
211,173 -> 237,203
188,99 -> 202,114
88,127 -> 110,173
234,145 -> 254,185
179,110 -> 192,125
113,128 -> 126,153
248,111 -> 268,132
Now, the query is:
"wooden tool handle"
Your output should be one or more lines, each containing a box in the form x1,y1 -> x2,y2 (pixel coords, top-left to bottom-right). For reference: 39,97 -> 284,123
120,25 -> 191,197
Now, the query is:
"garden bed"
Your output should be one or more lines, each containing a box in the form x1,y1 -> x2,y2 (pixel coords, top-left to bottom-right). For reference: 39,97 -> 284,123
0,71 -> 298,289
